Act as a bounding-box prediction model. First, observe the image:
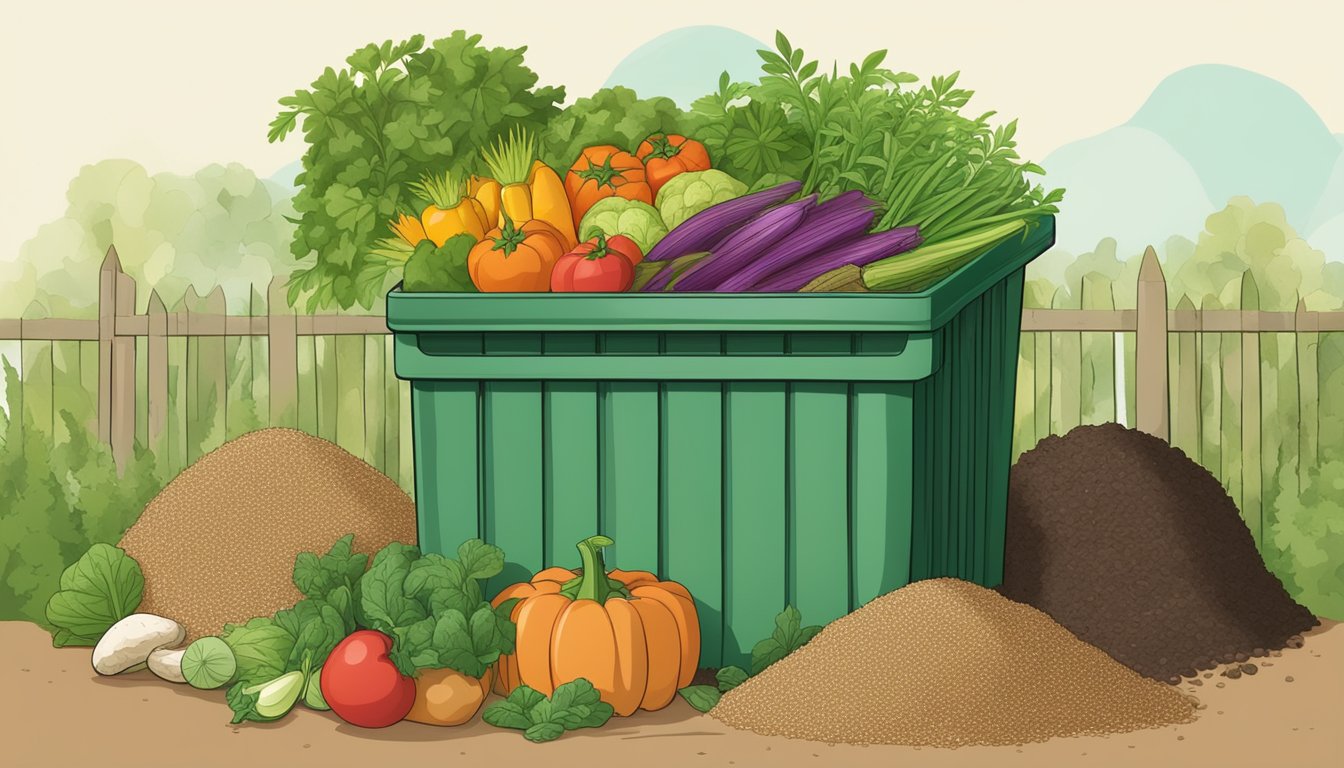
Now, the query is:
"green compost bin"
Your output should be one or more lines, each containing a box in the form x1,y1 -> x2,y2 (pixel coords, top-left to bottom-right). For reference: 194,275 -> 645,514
387,217 -> 1054,668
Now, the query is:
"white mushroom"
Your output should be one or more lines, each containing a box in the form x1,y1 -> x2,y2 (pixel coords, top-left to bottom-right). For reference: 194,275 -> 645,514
148,647 -> 187,683
92,614 -> 186,676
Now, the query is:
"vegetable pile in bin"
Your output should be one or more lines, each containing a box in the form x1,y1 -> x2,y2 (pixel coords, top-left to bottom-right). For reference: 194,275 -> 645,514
388,216 -> 1052,668
270,29 -> 1061,667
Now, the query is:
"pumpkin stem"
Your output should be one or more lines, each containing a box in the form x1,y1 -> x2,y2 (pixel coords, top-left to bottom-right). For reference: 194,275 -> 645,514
573,535 -> 615,603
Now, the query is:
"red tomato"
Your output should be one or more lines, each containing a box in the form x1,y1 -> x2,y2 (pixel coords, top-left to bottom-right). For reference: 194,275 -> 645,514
320,630 -> 416,728
569,233 -> 644,268
551,235 -> 637,292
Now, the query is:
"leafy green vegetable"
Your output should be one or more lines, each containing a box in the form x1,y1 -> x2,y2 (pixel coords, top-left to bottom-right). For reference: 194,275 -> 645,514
225,680 -> 265,725
227,656 -> 316,724
269,32 -> 564,310
685,72 -> 810,191
678,685 -> 721,713
304,668 -> 329,711
655,169 -> 748,231
356,539 -> 516,678
221,617 -> 295,685
578,198 -> 668,255
678,664 -> 750,713
292,533 -> 367,605
716,665 -> 749,692
43,544 -> 144,647
219,534 -> 373,687
540,87 -> 691,170
752,605 -> 822,674
402,234 -> 478,292
483,679 -> 614,742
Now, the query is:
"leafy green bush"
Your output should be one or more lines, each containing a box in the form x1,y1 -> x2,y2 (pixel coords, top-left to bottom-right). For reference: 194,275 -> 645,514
1270,459 -> 1344,620
0,361 -> 165,624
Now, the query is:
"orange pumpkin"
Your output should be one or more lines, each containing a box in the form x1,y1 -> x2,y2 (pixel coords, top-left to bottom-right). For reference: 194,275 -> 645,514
467,215 -> 568,292
490,536 -> 700,716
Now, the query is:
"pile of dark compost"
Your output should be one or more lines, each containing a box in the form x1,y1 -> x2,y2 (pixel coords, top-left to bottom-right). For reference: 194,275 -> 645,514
998,423 -> 1317,682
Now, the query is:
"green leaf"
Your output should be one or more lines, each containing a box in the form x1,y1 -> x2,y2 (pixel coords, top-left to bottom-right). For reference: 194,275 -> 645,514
429,609 -> 486,678
225,681 -> 267,724
482,700 -> 534,731
267,110 -> 300,143
402,235 -> 477,292
550,677 -> 602,713
44,544 -> 144,644
221,618 -> 295,685
716,666 -> 749,692
573,700 -> 614,729
750,605 -> 822,675
678,685 -> 722,713
456,539 -> 505,581
482,680 -> 612,741
357,542 -> 425,631
524,722 -> 566,743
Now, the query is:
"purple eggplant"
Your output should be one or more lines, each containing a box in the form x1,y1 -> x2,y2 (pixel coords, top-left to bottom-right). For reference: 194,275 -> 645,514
672,195 -> 817,292
645,180 -> 803,263
750,227 -> 923,292
711,191 -> 878,292
639,251 -> 713,293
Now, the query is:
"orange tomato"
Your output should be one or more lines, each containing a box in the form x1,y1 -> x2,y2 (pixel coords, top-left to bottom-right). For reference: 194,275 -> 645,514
564,146 -> 652,230
636,134 -> 711,198
468,216 -> 568,292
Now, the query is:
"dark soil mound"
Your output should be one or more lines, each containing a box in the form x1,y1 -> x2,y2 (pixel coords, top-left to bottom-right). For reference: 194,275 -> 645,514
998,423 -> 1317,682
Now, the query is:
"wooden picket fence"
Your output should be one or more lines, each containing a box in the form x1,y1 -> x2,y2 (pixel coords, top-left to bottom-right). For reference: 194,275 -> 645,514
2,246 -> 1342,525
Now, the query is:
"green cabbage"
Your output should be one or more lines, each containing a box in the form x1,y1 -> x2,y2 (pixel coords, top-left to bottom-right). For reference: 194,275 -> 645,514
578,198 -> 668,255
655,170 -> 748,231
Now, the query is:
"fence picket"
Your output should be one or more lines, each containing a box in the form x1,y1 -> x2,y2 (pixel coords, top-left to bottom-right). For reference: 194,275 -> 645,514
1135,247 -> 1169,440
1296,298 -> 1320,486
1079,273 -> 1116,425
96,247 -> 120,446
267,277 -> 298,427
1171,294 -> 1200,459
1240,272 -> 1263,546
147,291 -> 168,455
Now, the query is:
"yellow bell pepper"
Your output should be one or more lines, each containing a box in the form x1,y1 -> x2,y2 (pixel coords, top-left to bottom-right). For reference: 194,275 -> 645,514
468,175 -> 502,227
481,129 -> 578,250
409,171 -> 491,247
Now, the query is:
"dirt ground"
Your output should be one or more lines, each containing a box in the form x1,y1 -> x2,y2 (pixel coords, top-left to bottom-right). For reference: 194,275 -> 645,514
3,620 -> 1340,767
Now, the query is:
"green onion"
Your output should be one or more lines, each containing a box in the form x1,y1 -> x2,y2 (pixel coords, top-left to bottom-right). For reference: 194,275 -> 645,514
862,220 -> 1028,291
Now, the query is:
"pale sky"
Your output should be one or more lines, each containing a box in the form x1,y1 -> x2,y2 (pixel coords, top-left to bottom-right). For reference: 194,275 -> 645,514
2,0 -> 1340,265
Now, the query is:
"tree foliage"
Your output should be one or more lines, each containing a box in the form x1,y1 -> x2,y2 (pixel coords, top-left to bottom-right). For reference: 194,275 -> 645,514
0,161 -> 296,318
269,32 -> 565,310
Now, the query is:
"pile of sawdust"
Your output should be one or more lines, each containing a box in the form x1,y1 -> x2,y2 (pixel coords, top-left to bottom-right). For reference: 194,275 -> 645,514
119,428 -> 415,639
712,579 -> 1196,747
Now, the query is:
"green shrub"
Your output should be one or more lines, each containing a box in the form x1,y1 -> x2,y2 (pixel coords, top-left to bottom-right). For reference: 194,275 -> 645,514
0,360 -> 165,624
1269,459 -> 1344,620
